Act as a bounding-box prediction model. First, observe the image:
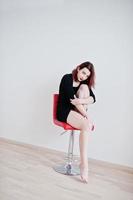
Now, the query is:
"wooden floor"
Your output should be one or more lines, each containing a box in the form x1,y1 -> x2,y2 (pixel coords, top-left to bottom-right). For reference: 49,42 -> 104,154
0,137 -> 133,200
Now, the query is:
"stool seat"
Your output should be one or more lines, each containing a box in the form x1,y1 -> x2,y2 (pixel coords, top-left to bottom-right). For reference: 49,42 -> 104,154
53,119 -> 79,130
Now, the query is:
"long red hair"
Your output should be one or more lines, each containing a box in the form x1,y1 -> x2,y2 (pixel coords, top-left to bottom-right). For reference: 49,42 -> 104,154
72,61 -> 96,88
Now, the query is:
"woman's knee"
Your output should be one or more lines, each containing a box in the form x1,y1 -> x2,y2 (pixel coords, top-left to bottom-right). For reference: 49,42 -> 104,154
79,84 -> 89,91
77,84 -> 90,96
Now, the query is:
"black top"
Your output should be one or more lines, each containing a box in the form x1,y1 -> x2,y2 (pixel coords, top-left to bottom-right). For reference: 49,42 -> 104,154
56,73 -> 96,122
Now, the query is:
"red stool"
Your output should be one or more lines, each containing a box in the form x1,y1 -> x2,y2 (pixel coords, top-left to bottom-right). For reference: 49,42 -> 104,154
53,94 -> 80,175
53,94 -> 94,176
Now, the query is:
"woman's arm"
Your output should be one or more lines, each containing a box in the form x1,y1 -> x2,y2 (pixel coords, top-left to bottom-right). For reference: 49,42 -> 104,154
70,89 -> 96,105
60,74 -> 75,99
74,104 -> 88,118
81,96 -> 94,104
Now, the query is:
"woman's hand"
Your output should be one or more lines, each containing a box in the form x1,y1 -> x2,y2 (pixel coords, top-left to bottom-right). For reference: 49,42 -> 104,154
70,95 -> 83,105
83,113 -> 89,119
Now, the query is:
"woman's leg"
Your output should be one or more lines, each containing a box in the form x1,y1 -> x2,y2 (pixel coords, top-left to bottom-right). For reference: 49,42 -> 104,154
76,84 -> 90,180
66,110 -> 91,183
67,84 -> 92,183
76,84 -> 93,165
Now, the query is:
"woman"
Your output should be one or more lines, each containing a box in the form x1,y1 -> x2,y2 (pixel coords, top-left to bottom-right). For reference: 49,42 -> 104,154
56,61 -> 96,183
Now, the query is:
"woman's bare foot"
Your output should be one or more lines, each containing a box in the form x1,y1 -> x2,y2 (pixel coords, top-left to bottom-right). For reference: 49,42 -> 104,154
79,163 -> 89,183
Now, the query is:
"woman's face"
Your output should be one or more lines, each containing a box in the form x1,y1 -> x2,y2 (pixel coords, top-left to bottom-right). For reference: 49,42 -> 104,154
77,67 -> 91,82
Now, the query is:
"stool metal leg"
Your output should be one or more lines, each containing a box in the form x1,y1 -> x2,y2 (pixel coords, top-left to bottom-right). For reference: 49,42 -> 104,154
53,130 -> 80,176
67,130 -> 74,165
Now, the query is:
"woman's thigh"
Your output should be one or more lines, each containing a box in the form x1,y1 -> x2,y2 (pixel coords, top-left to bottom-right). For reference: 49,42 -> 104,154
66,110 -> 92,131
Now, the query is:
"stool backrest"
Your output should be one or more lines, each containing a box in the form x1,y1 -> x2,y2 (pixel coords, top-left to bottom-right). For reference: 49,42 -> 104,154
53,94 -> 59,122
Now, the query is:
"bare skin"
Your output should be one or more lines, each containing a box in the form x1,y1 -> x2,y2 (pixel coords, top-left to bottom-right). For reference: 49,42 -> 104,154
67,84 -> 93,183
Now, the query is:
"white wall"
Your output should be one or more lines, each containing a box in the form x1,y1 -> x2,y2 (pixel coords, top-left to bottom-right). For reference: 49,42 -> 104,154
0,0 -> 133,167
